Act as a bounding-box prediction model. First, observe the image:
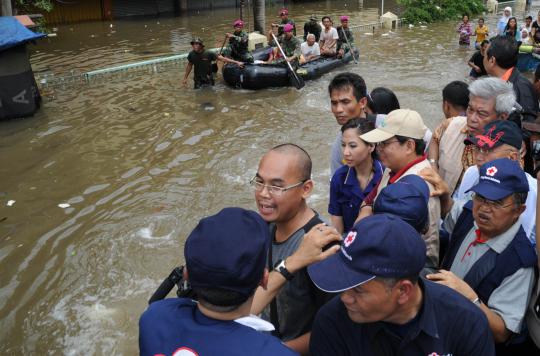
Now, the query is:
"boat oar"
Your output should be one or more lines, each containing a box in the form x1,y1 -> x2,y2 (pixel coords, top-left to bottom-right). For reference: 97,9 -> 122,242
340,27 -> 358,64
212,35 -> 228,73
271,33 -> 305,90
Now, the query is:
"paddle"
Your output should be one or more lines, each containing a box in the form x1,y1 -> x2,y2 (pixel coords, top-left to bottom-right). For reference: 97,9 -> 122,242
212,35 -> 228,73
271,33 -> 305,90
340,27 -> 358,64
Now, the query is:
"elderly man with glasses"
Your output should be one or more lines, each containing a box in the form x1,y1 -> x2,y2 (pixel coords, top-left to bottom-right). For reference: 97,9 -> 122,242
249,143 -> 341,355
423,158 -> 536,352
452,120 -> 537,246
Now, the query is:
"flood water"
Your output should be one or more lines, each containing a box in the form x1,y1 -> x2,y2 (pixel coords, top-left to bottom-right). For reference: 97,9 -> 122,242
0,1 -> 535,353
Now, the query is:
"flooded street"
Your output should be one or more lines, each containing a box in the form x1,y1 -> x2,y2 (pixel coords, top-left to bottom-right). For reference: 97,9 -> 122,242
1,1 -> 535,353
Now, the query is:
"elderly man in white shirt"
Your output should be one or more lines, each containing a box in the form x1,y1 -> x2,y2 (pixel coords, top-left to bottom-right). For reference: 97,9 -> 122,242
300,33 -> 320,63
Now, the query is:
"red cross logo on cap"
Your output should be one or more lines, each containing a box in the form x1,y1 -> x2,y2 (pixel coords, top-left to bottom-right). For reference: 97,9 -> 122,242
344,231 -> 357,247
486,166 -> 498,177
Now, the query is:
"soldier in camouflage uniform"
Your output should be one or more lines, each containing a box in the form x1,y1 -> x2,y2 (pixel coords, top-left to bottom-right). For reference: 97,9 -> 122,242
303,15 -> 322,42
223,19 -> 254,64
336,15 -> 355,58
265,23 -> 301,65
267,8 -> 296,46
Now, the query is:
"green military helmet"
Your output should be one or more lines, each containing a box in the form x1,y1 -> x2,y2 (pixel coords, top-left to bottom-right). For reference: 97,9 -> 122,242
310,14 -> 318,21
190,37 -> 204,46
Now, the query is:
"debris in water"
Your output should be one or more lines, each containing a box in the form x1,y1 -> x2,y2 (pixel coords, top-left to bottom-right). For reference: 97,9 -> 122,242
58,203 -> 71,208
7,200 -> 15,207
201,102 -> 215,111
221,107 -> 229,113
408,24 -> 414,28
164,112 -> 170,116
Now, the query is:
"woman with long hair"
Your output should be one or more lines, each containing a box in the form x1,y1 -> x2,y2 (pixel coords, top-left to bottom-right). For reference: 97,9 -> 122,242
328,119 -> 384,234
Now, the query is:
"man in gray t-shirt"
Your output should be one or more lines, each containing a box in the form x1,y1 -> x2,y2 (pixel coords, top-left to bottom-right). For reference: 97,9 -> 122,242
327,73 -> 368,176
250,143 -> 340,354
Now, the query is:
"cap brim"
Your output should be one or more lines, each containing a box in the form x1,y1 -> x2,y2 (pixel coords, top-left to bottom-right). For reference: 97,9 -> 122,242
307,252 -> 375,293
359,128 -> 394,143
466,181 -> 513,201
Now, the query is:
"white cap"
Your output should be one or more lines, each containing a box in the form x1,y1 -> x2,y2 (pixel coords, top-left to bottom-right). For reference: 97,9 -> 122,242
360,109 -> 426,143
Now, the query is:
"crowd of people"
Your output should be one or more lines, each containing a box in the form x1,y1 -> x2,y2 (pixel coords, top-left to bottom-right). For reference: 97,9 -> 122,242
148,7 -> 540,356
182,8 -> 356,88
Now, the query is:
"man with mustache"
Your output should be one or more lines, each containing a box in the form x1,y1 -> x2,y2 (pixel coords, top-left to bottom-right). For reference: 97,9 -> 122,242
425,158 -> 536,352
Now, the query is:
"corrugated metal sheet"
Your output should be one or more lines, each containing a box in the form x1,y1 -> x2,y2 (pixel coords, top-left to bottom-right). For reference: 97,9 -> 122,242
112,0 -> 175,17
42,0 -> 103,24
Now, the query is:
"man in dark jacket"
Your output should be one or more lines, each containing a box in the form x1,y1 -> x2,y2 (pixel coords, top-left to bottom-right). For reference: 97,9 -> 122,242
303,15 -> 322,42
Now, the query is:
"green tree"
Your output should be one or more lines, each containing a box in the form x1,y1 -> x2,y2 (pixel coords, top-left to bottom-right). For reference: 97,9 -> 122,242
15,0 -> 54,12
398,0 -> 484,24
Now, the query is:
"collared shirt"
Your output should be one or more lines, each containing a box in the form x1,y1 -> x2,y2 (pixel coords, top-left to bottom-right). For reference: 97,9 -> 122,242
329,160 -> 384,232
501,67 -> 514,81
443,200 -> 536,333
455,165 -> 536,245
309,279 -> 495,356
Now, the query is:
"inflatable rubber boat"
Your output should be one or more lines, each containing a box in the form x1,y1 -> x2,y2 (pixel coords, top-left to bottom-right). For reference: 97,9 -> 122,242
222,48 -> 359,89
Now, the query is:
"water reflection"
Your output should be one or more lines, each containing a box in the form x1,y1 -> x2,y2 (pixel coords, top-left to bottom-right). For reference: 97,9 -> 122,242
1,1 -> 536,354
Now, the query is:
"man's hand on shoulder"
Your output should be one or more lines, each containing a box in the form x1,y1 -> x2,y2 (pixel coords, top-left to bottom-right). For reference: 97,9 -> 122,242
287,224 -> 341,273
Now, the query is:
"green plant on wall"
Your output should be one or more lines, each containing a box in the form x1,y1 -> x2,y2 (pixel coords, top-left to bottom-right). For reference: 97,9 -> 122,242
15,0 -> 54,12
398,0 -> 485,24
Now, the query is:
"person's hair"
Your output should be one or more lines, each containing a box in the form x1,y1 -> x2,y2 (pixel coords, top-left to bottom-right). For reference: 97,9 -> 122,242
395,135 -> 426,156
322,16 -> 331,22
513,191 -> 528,207
192,286 -> 252,312
526,16 -> 533,21
366,87 -> 400,115
478,17 -> 484,22
481,39 -> 489,47
462,14 -> 469,20
468,77 -> 516,115
442,81 -> 469,110
486,35 -> 519,69
306,33 -> 315,40
328,72 -> 367,101
504,17 -> 518,31
270,143 -> 312,181
376,275 -> 419,291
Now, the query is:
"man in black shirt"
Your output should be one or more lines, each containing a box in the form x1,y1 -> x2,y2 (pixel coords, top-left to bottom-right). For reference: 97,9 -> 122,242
468,40 -> 489,78
182,38 -> 217,89
303,15 -> 322,42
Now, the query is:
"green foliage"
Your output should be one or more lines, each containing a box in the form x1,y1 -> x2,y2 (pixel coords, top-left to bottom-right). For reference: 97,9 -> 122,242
15,0 -> 54,13
398,0 -> 485,24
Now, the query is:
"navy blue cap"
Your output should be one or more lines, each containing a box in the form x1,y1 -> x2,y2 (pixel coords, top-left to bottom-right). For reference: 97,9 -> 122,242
185,207 -> 270,297
308,214 -> 426,293
467,158 -> 529,200
373,175 -> 430,233
465,120 -> 522,150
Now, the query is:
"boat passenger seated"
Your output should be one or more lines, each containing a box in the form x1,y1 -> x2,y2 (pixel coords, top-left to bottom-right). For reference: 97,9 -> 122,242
300,34 -> 320,64
222,19 -> 254,64
264,24 -> 301,65
319,16 -> 339,57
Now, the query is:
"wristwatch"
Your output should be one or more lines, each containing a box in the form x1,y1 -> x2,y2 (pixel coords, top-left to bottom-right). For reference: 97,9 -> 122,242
274,259 -> 294,281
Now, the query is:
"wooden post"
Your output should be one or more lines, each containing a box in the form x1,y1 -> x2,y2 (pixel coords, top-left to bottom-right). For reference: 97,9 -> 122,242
253,0 -> 265,34
102,0 -> 113,20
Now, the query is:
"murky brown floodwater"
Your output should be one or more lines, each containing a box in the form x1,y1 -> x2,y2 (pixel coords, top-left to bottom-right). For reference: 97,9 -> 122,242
1,1 -> 536,354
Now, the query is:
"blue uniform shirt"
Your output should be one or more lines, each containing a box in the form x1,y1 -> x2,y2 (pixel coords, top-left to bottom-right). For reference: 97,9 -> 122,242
139,298 -> 298,356
328,160 -> 384,232
310,279 -> 495,356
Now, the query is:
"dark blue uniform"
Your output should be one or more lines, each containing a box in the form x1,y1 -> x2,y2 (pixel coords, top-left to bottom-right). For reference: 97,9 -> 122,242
140,298 -> 298,356
310,279 -> 495,356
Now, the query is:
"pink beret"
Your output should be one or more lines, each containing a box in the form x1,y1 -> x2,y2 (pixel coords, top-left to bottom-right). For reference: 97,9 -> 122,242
279,8 -> 289,16
340,16 -> 349,21
233,19 -> 244,27
283,23 -> 294,32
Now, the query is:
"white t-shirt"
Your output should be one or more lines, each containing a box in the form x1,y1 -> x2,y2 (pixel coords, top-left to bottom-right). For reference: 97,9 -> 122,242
301,41 -> 320,57
320,27 -> 339,51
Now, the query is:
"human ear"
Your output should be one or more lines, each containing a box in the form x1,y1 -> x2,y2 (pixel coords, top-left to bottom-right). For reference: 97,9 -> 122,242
302,179 -> 314,198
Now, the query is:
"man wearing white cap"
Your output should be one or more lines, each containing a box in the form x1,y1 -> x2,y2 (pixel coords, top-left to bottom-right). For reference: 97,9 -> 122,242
357,109 -> 441,270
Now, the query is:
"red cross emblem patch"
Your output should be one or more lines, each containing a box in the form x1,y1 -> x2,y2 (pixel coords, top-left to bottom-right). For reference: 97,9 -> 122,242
486,166 -> 498,177
344,231 -> 357,247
